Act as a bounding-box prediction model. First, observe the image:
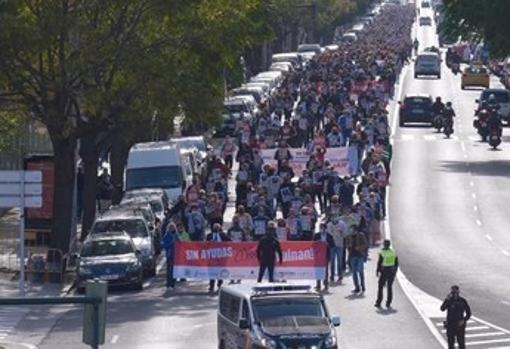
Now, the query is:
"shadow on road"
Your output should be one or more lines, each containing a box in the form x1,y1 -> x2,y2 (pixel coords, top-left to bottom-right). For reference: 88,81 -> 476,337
437,159 -> 510,177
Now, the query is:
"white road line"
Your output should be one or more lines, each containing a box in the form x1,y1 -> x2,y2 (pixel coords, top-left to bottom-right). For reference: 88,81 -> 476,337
487,346 -> 510,349
469,181 -> 475,187
460,141 -> 466,152
441,325 -> 489,333
486,234 -> 493,242
111,334 -> 119,344
469,135 -> 479,141
464,154 -> 468,159
502,250 -> 510,257
466,338 -> 510,346
473,205 -> 478,212
472,193 -> 477,199
401,134 -> 414,141
476,219 -> 482,226
424,134 -> 436,141
501,301 -> 510,307
466,332 -> 505,339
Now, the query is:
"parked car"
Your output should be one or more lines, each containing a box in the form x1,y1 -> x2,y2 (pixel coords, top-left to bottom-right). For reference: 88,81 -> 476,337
230,86 -> 266,104
271,53 -> 302,69
342,32 -> 358,43
76,231 -> 143,292
123,188 -> 169,217
269,62 -> 293,74
399,94 -> 434,126
217,283 -> 340,349
297,43 -> 322,56
125,142 -> 188,201
110,201 -> 162,255
91,212 -> 157,277
216,95 -> 257,137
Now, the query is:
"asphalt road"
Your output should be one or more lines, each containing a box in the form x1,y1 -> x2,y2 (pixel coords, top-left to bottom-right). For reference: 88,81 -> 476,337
390,5 -> 510,335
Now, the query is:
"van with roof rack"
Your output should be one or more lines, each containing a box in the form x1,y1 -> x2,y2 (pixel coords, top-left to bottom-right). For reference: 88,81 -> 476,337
217,282 -> 340,349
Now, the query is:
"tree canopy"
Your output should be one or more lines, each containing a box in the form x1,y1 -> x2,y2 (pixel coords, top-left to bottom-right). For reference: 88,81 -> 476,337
441,0 -> 510,58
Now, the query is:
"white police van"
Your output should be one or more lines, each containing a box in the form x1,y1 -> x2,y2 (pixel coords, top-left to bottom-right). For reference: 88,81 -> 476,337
217,283 -> 340,349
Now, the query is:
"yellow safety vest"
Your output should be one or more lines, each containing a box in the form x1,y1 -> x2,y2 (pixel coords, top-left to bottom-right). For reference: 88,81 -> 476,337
380,248 -> 397,267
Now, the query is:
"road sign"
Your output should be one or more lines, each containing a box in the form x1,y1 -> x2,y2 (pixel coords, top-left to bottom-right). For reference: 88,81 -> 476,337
0,183 -> 43,196
0,170 -> 42,183
0,196 -> 42,208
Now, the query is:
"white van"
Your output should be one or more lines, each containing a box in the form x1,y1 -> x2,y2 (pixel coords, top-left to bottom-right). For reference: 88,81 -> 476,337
271,53 -> 302,69
125,141 -> 187,201
414,52 -> 441,79
217,283 -> 340,349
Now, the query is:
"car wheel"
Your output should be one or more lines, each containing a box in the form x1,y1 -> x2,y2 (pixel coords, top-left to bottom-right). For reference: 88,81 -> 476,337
133,278 -> 143,291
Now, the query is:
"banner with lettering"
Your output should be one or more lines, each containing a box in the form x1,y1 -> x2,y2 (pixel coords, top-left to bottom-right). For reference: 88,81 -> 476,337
259,147 -> 348,177
173,241 -> 328,280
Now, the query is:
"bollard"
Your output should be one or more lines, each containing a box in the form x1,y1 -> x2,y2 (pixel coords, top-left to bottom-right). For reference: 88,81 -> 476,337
83,280 -> 107,348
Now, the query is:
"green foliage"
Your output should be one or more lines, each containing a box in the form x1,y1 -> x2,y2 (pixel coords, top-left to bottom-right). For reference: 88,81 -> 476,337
441,0 -> 510,58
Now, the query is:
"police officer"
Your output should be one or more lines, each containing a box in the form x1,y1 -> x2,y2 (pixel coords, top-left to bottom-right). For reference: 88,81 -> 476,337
441,285 -> 471,349
375,239 -> 398,308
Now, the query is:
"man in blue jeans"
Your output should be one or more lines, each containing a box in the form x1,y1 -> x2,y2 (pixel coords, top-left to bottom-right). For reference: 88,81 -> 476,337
327,216 -> 347,282
347,225 -> 368,293
162,222 -> 179,288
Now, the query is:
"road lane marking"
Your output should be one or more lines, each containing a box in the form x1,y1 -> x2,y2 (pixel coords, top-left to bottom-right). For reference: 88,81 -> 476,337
401,134 -> 414,141
424,134 -> 436,141
502,301 -> 510,307
472,193 -> 477,199
470,181 -> 475,187
460,141 -> 466,152
111,335 -> 119,344
464,154 -> 468,159
469,135 -> 479,141
441,325 -> 489,333
476,219 -> 482,226
486,234 -> 493,241
466,338 -> 510,346
467,332 -> 505,338
473,205 -> 478,211
502,250 -> 510,257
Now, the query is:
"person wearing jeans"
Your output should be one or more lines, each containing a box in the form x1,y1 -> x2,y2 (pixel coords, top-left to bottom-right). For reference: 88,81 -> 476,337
327,217 -> 347,282
347,225 -> 368,293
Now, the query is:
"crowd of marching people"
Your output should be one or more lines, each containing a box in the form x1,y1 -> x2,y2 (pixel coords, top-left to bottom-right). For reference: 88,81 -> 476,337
162,3 -> 416,293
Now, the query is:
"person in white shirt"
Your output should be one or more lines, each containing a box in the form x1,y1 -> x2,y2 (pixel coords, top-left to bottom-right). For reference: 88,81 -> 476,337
327,216 -> 348,282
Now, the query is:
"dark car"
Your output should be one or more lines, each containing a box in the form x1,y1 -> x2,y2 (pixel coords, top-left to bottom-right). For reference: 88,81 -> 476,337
399,95 -> 434,126
76,232 -> 143,293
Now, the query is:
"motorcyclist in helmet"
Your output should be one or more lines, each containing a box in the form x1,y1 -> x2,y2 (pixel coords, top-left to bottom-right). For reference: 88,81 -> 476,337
432,97 -> 445,116
413,39 -> 419,55
442,102 -> 456,130
487,94 -> 500,113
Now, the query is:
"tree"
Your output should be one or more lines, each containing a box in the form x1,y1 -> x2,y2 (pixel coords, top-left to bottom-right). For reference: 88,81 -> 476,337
441,0 -> 510,57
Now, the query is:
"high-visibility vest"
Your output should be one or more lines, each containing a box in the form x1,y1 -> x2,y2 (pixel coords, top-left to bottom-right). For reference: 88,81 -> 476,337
380,248 -> 397,267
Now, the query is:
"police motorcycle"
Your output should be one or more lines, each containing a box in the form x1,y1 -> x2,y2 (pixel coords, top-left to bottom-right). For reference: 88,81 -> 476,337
473,101 -> 490,142
487,111 -> 503,150
432,97 -> 445,132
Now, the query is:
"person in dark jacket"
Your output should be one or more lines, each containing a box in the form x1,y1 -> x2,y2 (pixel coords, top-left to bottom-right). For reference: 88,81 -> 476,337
161,223 -> 179,288
375,239 -> 399,308
440,285 -> 471,349
206,223 -> 231,292
313,223 -> 335,291
256,229 -> 283,282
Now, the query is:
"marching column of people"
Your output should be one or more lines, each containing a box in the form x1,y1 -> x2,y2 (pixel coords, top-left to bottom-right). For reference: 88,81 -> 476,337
162,4 -> 415,301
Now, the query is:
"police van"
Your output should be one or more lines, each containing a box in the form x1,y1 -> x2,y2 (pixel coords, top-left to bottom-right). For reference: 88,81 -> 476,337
217,283 -> 340,349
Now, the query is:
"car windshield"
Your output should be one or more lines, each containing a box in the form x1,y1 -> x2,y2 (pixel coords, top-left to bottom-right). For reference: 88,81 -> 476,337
482,91 -> 510,103
126,166 -> 182,190
81,239 -> 134,257
418,55 -> 438,63
224,104 -> 247,114
406,97 -> 431,106
175,139 -> 206,152
93,219 -> 148,238
252,297 -> 325,322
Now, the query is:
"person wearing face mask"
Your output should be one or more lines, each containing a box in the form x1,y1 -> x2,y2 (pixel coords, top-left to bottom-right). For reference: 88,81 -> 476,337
441,286 -> 471,349
313,223 -> 335,291
326,126 -> 344,148
206,223 -> 231,293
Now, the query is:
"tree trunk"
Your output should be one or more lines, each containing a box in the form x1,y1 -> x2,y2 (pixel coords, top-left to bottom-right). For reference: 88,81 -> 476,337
50,137 -> 77,254
79,134 -> 99,240
110,132 -> 131,205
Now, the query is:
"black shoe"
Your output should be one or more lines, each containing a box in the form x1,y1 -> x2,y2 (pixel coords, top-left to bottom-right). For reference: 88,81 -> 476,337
386,303 -> 392,308
361,286 -> 366,293
374,303 -> 381,308
352,288 -> 360,293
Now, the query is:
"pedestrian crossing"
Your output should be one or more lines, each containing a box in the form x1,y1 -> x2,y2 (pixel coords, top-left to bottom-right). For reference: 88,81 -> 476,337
0,306 -> 29,341
394,134 -> 482,142
432,317 -> 510,348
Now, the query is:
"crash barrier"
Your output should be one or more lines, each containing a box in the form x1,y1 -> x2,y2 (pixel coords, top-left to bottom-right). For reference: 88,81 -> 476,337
173,241 -> 328,280
26,248 -> 64,283
0,280 -> 107,349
